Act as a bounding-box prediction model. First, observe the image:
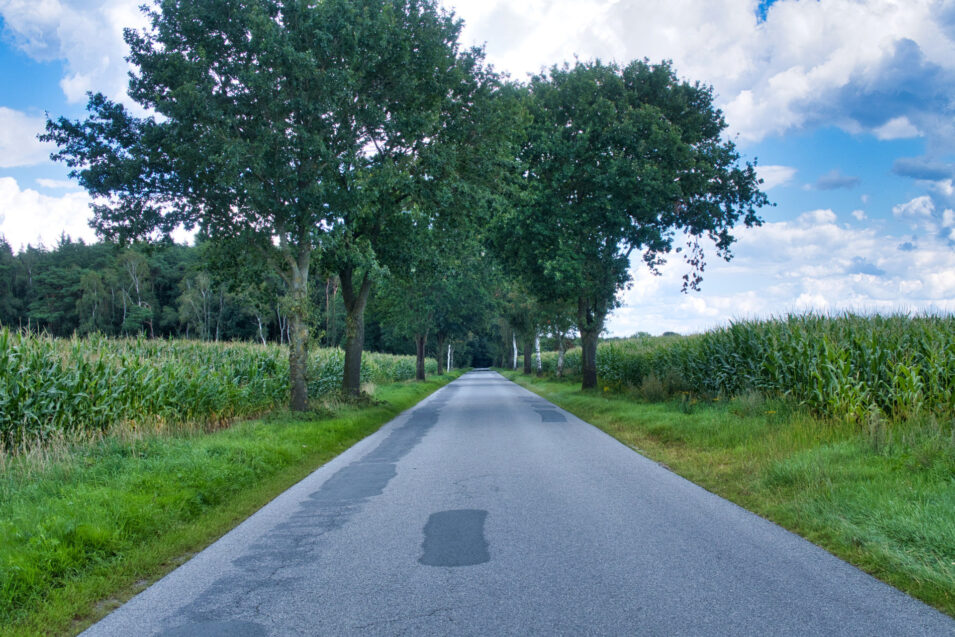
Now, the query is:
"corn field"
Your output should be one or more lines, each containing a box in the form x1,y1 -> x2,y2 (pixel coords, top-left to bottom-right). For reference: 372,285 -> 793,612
0,330 -> 435,448
543,313 -> 955,422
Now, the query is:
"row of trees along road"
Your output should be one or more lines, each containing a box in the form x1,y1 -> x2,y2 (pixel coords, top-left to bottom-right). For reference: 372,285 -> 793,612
43,0 -> 768,408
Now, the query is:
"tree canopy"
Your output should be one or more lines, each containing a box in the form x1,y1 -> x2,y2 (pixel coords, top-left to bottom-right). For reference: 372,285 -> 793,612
39,4 -> 770,393
493,60 -> 769,388
43,0 -> 498,408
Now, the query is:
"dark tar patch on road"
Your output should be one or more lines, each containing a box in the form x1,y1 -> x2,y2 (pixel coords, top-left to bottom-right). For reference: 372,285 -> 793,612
419,509 -> 490,567
535,407 -> 566,422
152,386 -> 459,635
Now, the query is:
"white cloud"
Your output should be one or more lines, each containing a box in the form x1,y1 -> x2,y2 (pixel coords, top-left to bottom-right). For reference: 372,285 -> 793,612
35,178 -> 79,189
892,195 -> 935,218
874,116 -> 922,140
0,176 -> 94,250
0,0 -> 148,105
794,292 -> 831,312
607,206 -> 955,336
447,0 -> 955,147
851,209 -> 867,221
4,1 -> 953,146
757,164 -> 796,190
798,209 -> 837,225
0,107 -> 54,167
928,179 -> 955,197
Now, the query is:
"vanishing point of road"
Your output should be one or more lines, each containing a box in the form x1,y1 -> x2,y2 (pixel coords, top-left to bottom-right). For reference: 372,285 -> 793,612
83,370 -> 955,636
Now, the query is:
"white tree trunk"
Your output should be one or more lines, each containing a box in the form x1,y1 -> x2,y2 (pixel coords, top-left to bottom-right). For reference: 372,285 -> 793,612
447,344 -> 452,372
256,315 -> 266,345
535,334 -> 542,373
512,333 -> 518,369
557,329 -> 567,377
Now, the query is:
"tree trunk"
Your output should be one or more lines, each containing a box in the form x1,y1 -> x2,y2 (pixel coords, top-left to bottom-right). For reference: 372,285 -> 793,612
289,311 -> 309,411
522,336 -> 533,375
288,260 -> 310,412
415,333 -> 427,381
535,334 -> 542,375
578,296 -> 603,390
512,332 -> 518,369
556,329 -> 566,378
341,266 -> 373,396
580,327 -> 598,389
256,314 -> 267,345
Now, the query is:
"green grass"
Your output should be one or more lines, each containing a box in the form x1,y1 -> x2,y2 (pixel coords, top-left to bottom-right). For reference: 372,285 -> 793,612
505,371 -> 955,617
0,373 -> 459,637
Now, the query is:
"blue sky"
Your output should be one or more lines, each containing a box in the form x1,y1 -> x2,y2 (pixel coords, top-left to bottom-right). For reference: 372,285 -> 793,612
1,0 -> 954,335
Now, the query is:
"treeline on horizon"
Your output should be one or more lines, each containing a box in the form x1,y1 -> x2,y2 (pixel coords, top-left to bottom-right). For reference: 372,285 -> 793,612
0,234 -> 505,365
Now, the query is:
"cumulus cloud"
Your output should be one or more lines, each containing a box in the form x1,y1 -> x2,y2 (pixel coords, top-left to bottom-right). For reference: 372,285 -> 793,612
0,176 -> 95,250
608,206 -> 955,335
0,107 -> 54,167
449,1 -> 955,148
893,195 -> 935,219
873,116 -> 922,140
5,1 -> 955,147
813,169 -> 860,191
797,209 -> 837,225
757,164 -> 796,190
0,0 -> 148,104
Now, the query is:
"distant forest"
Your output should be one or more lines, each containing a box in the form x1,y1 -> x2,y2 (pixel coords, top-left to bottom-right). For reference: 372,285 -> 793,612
0,235 -> 421,355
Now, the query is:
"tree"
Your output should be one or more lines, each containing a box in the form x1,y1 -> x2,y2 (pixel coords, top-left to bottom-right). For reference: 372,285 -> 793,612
0,239 -> 22,326
494,60 -> 768,389
117,250 -> 155,336
77,270 -> 110,335
540,298 -> 577,377
374,230 -> 499,381
500,283 -> 540,375
373,219 -> 442,381
44,0 -> 489,407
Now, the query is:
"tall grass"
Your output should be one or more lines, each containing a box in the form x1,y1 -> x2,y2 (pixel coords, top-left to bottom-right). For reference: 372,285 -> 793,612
0,330 -> 437,450
543,313 -> 955,423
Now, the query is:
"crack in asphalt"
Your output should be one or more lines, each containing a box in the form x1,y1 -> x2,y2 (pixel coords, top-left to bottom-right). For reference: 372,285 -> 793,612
151,385 -> 459,636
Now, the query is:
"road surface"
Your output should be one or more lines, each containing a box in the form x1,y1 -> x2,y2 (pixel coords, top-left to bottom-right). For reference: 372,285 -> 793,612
83,370 -> 955,636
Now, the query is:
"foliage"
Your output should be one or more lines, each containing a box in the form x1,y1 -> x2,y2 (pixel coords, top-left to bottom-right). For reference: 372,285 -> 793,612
42,0 -> 494,405
0,330 -> 436,449
541,313 -> 955,423
492,59 -> 768,388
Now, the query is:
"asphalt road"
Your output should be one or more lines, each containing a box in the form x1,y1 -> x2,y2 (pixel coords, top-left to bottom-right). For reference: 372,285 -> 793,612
83,370 -> 955,636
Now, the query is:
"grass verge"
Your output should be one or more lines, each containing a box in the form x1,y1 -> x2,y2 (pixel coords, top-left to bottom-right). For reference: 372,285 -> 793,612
504,371 -> 955,617
1,373 -> 460,637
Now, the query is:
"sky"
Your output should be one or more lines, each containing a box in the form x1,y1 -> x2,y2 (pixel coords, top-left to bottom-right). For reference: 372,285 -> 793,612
1,0 -> 954,336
